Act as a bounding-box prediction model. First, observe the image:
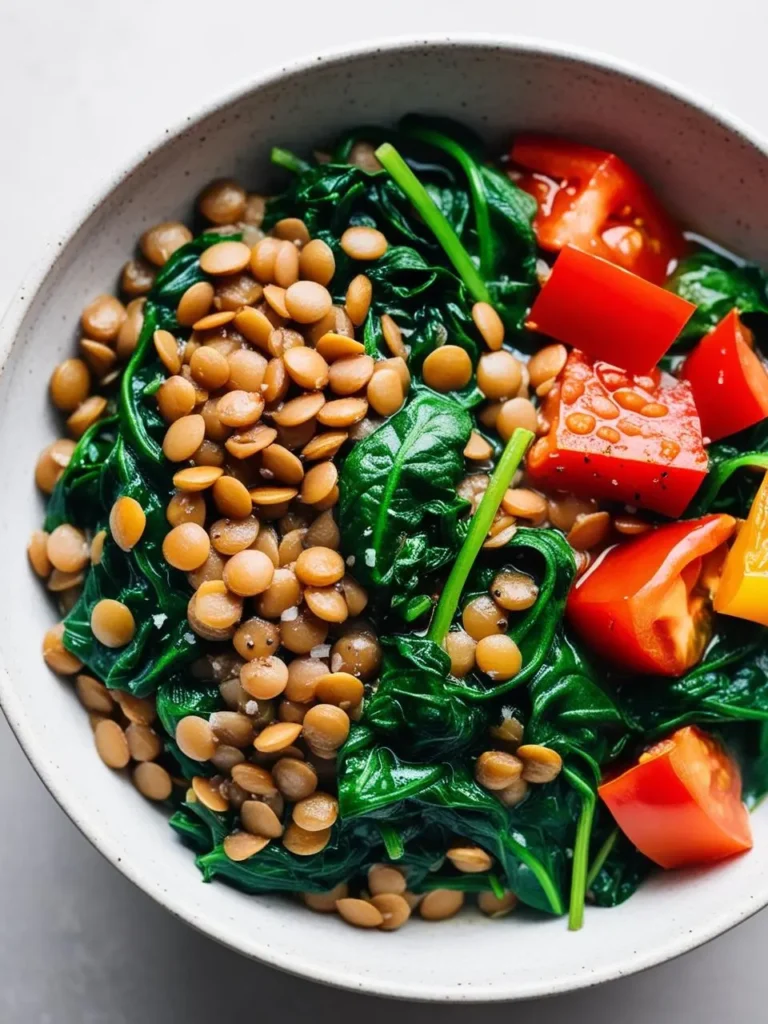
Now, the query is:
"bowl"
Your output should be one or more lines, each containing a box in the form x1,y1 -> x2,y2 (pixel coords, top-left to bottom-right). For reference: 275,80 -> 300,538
2,36 -> 768,1003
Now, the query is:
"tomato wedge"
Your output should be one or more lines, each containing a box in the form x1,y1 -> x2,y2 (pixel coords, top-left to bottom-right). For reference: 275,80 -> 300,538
566,514 -> 736,676
715,472 -> 768,626
599,726 -> 752,869
528,246 -> 696,374
681,309 -> 768,442
527,349 -> 709,517
510,134 -> 687,283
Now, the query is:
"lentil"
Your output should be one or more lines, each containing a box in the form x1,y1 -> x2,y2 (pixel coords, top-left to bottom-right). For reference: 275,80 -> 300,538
517,744 -> 564,783
341,226 -> 388,260
133,762 -> 173,802
299,238 -> 335,285
303,883 -> 349,912
273,757 -> 318,801
336,899 -> 384,929
94,719 -> 131,769
42,623 -> 82,674
371,893 -> 411,931
253,721 -> 302,753
422,345 -> 472,392
91,599 -> 136,647
420,890 -> 464,921
302,703 -> 350,753
50,359 -> 90,412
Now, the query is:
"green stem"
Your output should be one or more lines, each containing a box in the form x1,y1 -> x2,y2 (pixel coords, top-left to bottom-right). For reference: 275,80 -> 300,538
375,142 -> 491,304
405,127 -> 494,277
379,823 -> 405,860
270,147 -> 310,175
690,453 -> 768,515
427,427 -> 534,644
586,828 -> 618,890
565,767 -> 596,932
502,833 -> 565,916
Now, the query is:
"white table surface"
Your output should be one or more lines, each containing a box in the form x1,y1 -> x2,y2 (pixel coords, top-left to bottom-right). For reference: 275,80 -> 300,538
2,0 -> 767,1019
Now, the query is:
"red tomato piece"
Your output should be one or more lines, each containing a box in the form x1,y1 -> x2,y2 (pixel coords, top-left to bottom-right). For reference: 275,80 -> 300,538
527,350 -> 709,517
528,246 -> 696,374
681,309 -> 768,442
566,513 -> 736,676
599,726 -> 752,869
510,134 -> 687,284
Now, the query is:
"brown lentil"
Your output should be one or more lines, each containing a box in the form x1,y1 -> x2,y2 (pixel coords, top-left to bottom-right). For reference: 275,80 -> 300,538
166,490 -> 206,529
282,281 -> 331,324
367,367 -> 404,417
490,570 -> 539,612
444,629 -> 477,677
240,799 -> 284,838
302,703 -> 350,753
94,719 -> 130,769
162,413 -> 205,462
47,524 -> 88,573
472,302 -> 504,350
336,898 -> 384,929
498,778 -> 530,807
567,511 -> 612,551
316,397 -> 368,428
198,179 -> 247,225
80,339 -> 117,377
133,762 -> 173,802
475,750 -> 524,790
462,595 -> 507,641
475,635 -> 522,681
140,222 -> 193,267
477,351 -> 523,401
233,305 -> 273,350
368,864 -> 407,896
35,438 -> 75,493
120,257 -> 155,297
75,674 -> 113,714
240,656 -> 289,700
162,523 -> 210,571
344,274 -> 373,327
91,599 -> 136,648
295,546 -> 345,587
316,334 -> 365,364
176,715 -> 218,761
157,375 -> 196,422
478,890 -> 518,917
517,744 -> 564,783
496,397 -> 539,440
292,791 -> 338,832
272,392 -> 326,428
330,631 -> 381,681
341,226 -> 388,261
223,832 -> 269,861
302,883 -> 349,912
200,240 -> 251,276
50,359 -> 90,412
284,656 -> 327,703
111,691 -> 156,726
464,432 -> 493,461
280,609 -> 329,655
253,721 -> 302,753
273,757 -> 318,801
299,238 -> 335,286
501,487 -> 548,524
192,775 -> 229,812
423,345 -> 472,392
446,845 -> 493,873
370,893 -> 411,931
420,890 -> 464,921
528,344 -> 568,388
233,618 -> 281,662
42,623 -> 82,674
126,722 -> 162,762
117,298 -> 146,359
173,466 -> 224,491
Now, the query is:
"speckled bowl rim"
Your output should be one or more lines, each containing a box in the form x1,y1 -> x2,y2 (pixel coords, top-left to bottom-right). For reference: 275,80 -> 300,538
2,33 -> 768,1002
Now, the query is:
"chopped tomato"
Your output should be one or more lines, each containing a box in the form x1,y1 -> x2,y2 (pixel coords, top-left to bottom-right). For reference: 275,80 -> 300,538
527,350 -> 709,517
567,514 -> 736,676
599,726 -> 752,869
681,309 -> 768,442
528,246 -> 696,374
715,472 -> 768,626
510,134 -> 687,283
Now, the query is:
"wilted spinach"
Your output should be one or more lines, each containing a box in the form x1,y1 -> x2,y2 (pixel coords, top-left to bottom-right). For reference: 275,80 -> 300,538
667,248 -> 768,345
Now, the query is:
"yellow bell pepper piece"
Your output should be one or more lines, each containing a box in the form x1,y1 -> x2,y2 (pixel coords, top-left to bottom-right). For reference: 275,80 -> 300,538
714,473 -> 768,626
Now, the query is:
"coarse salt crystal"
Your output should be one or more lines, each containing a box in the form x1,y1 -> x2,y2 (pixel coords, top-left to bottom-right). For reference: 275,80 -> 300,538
281,606 -> 299,622
364,548 -> 376,567
331,654 -> 343,672
244,701 -> 260,715
310,644 -> 331,659
346,555 -> 356,567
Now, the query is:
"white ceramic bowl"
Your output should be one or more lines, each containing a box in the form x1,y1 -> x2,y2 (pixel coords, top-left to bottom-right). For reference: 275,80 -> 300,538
2,36 -> 768,1003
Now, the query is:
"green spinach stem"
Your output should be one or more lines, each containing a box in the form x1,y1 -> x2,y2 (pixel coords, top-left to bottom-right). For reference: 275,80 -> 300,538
375,142 -> 492,304
586,828 -> 619,889
271,147 -> 310,175
404,127 -> 495,277
502,833 -> 565,916
564,767 -> 596,931
428,427 -> 534,645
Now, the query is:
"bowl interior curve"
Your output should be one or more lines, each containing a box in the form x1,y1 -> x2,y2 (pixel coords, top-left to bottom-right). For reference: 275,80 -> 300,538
1,39 -> 768,1001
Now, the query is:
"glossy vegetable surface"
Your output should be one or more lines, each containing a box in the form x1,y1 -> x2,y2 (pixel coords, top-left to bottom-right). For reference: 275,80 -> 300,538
682,309 -> 768,442
529,246 -> 695,374
568,515 -> 736,676
716,473 -> 768,626
527,349 -> 709,516
510,135 -> 686,283
599,726 -> 752,869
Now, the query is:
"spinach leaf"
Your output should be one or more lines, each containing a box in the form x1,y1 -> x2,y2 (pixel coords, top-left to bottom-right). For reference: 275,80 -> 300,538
338,393 -> 472,606
667,249 -> 768,345
587,824 -> 653,908
58,236 -> 226,694
156,679 -> 222,736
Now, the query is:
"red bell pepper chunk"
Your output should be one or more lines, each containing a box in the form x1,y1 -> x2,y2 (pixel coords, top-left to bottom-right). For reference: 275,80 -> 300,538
681,308 -> 768,442
528,246 -> 696,374
510,134 -> 687,284
566,513 -> 736,676
527,350 -> 709,517
599,726 -> 752,869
